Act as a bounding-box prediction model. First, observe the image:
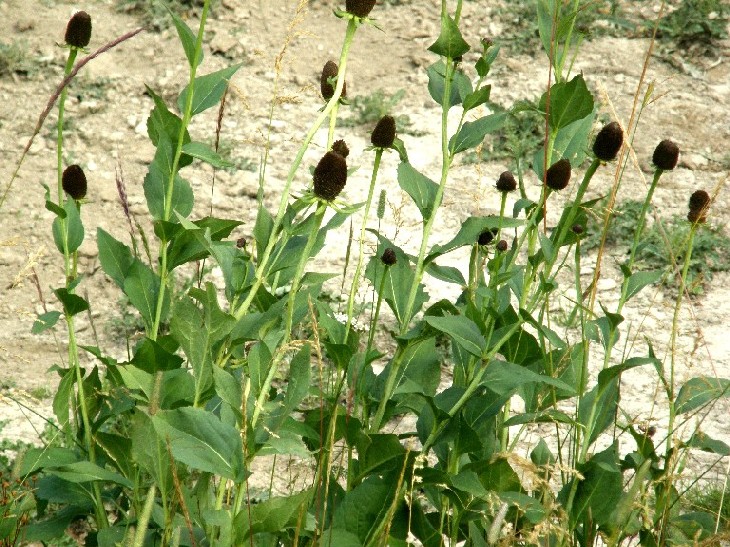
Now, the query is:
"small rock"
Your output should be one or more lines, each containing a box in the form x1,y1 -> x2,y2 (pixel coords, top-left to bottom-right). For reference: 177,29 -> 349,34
14,19 -> 34,32
210,32 -> 239,57
134,120 -> 147,136
614,73 -> 625,84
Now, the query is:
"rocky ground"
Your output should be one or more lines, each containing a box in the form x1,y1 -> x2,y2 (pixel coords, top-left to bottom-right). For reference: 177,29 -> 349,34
0,0 -> 729,498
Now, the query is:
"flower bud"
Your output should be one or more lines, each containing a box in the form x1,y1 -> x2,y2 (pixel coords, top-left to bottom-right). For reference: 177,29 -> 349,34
571,224 -> 584,235
496,239 -> 508,252
62,164 -> 87,200
371,115 -> 396,149
65,11 -> 92,49
381,248 -> 397,266
592,121 -> 623,162
495,171 -> 517,192
346,0 -> 376,18
236,237 -> 246,248
313,151 -> 348,201
652,139 -> 679,171
545,159 -> 571,191
320,60 -> 346,100
331,139 -> 350,158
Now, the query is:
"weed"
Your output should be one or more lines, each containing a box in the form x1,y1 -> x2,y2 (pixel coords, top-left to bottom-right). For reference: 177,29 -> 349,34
684,481 -> 730,531
117,0 -> 217,30
340,88 -> 421,135
655,0 -> 729,51
215,138 -> 257,173
0,41 -> 35,77
585,199 -> 730,293
28,387 -> 51,400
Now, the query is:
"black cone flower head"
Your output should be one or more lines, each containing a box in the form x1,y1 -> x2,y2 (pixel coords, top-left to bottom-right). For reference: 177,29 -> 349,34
371,115 -> 396,149
313,151 -> 348,201
546,159 -> 571,191
593,121 -> 623,162
478,229 -> 498,246
653,139 -> 679,171
321,61 -> 346,101
332,139 -> 350,158
496,171 -> 517,192
62,164 -> 87,200
688,190 -> 710,213
65,11 -> 92,49
381,248 -> 397,266
687,209 -> 707,224
496,239 -> 508,252
346,0 -> 376,18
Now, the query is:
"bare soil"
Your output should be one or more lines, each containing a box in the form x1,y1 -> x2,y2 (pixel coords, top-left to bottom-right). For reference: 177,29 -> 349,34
1,0 -> 729,487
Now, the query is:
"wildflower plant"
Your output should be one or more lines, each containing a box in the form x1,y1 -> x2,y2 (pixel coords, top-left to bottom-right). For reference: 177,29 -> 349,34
2,0 -> 729,545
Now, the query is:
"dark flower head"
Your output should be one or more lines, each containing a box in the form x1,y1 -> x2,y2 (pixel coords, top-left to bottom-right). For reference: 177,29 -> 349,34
313,151 -> 348,201
688,190 -> 710,213
65,11 -> 92,49
687,209 -> 707,224
545,158 -> 571,191
371,115 -> 396,149
478,228 -> 498,246
571,224 -> 584,235
62,164 -> 87,200
593,121 -> 623,162
653,139 -> 679,171
345,0 -> 376,18
381,247 -> 397,266
331,139 -> 350,158
495,171 -> 517,192
320,60 -> 346,100
496,239 -> 508,252
236,237 -> 246,248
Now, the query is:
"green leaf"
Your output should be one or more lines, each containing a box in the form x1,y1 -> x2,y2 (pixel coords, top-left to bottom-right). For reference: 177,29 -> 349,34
152,407 -> 245,481
427,13 -> 470,58
51,199 -> 84,254
426,61 -> 472,108
265,344 -> 311,433
569,444 -> 623,527
538,74 -> 594,130
235,489 -> 312,540
427,215 -> 523,261
675,377 -> 730,415
397,162 -> 438,220
123,260 -> 161,331
597,356 -> 660,389
462,85 -> 491,112
178,64 -> 243,116
482,360 -> 575,396
354,434 -> 407,483
181,141 -> 234,169
32,311 -> 61,334
683,431 -> 730,455
145,87 -> 193,167
449,112 -> 507,154
579,379 -> 618,446
365,251 -> 427,330
625,270 -> 663,301
97,228 -> 134,289
53,288 -> 89,317
332,476 -> 394,543
425,315 -> 485,357
46,461 -> 133,488
131,336 -> 184,373
167,7 -> 201,68
143,136 -> 195,221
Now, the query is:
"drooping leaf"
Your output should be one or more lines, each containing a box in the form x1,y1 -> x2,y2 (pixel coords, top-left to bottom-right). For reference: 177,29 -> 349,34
426,60 -> 472,108
181,141 -> 234,169
51,199 -> 84,254
96,228 -> 134,289
397,162 -> 438,221
32,311 -> 62,334
675,376 -> 730,415
425,315 -> 485,357
152,407 -> 245,481
449,112 -> 507,154
46,461 -> 133,488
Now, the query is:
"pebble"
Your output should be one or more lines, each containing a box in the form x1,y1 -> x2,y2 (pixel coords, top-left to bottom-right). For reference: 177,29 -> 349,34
597,278 -> 617,292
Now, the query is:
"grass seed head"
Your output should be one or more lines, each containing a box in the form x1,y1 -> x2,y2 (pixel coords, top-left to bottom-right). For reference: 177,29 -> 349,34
332,139 -> 350,158
592,121 -> 623,162
65,11 -> 92,49
321,60 -> 345,100
653,139 -> 680,171
62,164 -> 87,200
546,158 -> 571,191
346,0 -> 376,18
313,151 -> 348,201
381,247 -> 397,266
496,170 -> 517,192
371,115 -> 396,148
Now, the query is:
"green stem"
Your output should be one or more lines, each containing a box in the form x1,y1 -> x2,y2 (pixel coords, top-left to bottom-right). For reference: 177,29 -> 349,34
361,266 -> 389,425
57,49 -> 77,282
150,0 -> 211,342
344,149 -> 383,342
232,19 -> 359,322
132,485 -> 156,547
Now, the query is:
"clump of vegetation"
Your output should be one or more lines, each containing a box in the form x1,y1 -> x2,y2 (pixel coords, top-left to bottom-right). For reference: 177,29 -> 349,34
656,0 -> 729,51
117,0 -> 217,30
0,41 -> 36,77
1,1 -> 728,545
340,88 -> 421,135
